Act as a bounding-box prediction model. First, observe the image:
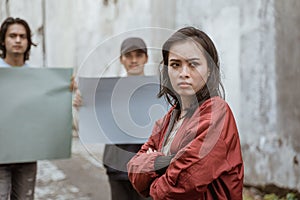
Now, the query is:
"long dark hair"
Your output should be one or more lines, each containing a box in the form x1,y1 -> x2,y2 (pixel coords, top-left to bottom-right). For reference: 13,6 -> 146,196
0,17 -> 36,61
158,26 -> 225,115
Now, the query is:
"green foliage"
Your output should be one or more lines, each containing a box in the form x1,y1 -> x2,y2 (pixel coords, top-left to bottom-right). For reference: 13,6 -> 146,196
263,193 -> 298,200
286,193 -> 298,200
243,194 -> 254,200
264,193 -> 279,200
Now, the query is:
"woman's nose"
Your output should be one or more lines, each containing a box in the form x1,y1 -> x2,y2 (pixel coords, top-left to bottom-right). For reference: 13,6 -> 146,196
179,65 -> 190,77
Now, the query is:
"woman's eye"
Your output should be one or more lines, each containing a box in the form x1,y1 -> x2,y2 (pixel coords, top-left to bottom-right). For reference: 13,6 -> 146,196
170,63 -> 180,68
189,62 -> 199,68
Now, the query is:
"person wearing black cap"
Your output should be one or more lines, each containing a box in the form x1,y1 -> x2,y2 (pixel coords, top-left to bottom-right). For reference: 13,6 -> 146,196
119,37 -> 148,76
102,37 -> 151,200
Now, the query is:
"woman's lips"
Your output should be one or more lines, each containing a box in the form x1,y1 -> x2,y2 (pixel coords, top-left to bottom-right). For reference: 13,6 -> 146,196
178,82 -> 192,88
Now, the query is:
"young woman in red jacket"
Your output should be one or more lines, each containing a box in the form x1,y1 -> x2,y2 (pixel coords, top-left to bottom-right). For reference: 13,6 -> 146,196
127,26 -> 244,200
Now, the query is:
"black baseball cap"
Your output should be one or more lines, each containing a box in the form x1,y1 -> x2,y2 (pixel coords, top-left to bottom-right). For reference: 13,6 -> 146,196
120,37 -> 147,55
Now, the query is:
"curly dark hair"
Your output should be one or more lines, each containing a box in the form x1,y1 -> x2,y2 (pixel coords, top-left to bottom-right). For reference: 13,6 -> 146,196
0,17 -> 36,61
158,26 -> 225,115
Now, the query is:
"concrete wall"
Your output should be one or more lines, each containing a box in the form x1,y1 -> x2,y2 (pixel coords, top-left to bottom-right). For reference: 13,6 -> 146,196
275,0 -> 300,190
239,0 -> 300,191
1,0 -> 299,192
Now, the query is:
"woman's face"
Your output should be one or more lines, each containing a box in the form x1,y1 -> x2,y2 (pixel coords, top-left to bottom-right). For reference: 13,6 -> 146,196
167,40 -> 210,99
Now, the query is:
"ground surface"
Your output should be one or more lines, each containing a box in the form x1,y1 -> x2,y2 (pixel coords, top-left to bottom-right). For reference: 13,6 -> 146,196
35,138 -> 296,200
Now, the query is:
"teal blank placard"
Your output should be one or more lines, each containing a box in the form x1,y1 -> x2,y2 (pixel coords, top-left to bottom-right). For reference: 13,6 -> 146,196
0,68 -> 73,164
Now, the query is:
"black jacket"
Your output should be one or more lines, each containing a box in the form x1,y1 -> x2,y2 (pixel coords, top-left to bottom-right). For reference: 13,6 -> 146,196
103,144 -> 143,180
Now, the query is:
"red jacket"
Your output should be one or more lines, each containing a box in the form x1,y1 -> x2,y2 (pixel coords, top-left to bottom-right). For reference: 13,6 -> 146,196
127,97 -> 244,200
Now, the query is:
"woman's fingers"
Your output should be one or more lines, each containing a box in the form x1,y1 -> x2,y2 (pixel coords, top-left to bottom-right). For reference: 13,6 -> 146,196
146,148 -> 157,154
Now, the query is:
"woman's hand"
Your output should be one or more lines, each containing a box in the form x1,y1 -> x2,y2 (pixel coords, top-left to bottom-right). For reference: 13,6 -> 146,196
146,148 -> 157,154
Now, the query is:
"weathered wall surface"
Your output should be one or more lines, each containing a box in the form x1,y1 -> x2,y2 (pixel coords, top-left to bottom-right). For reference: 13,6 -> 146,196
239,0 -> 278,183
239,0 -> 300,191
274,0 -> 300,190
1,0 -> 299,192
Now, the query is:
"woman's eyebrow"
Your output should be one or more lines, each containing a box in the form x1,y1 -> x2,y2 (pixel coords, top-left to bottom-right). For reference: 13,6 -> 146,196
186,58 -> 201,61
169,58 -> 181,62
169,58 -> 201,62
